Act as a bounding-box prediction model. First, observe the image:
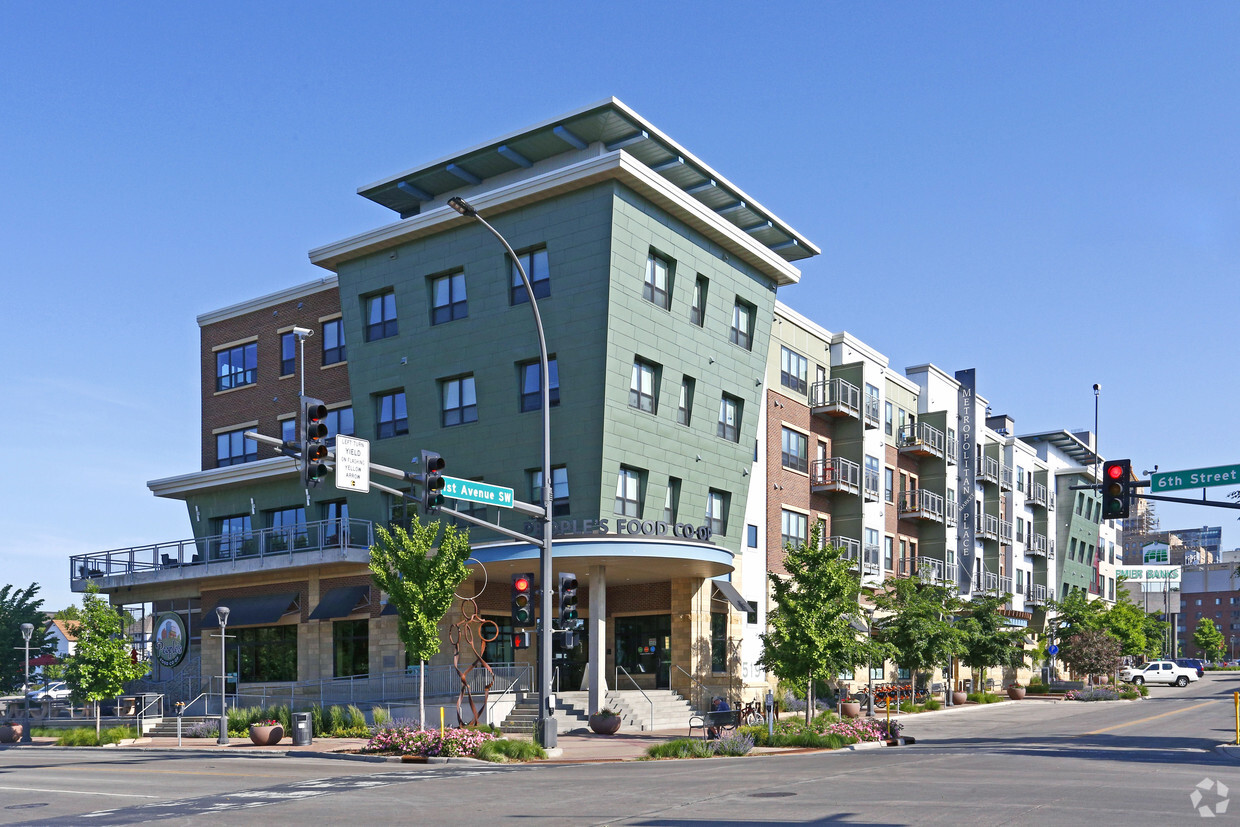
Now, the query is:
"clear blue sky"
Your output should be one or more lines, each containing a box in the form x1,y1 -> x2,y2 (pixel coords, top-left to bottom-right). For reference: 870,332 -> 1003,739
3,3 -> 1237,611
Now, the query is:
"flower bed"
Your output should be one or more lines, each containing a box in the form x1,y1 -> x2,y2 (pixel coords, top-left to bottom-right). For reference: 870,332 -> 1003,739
362,724 -> 497,757
1064,687 -> 1121,702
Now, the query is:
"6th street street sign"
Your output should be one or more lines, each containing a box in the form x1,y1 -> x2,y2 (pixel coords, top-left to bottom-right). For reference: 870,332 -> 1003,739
1150,463 -> 1240,493
442,476 -> 514,509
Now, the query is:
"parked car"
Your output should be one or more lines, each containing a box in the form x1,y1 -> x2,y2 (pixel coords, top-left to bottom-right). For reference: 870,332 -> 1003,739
1176,658 -> 1205,678
25,681 -> 71,701
1119,661 -> 1199,687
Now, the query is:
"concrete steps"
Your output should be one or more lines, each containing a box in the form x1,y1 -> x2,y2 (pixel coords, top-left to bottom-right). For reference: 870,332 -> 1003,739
146,717 -> 211,737
498,689 -> 696,734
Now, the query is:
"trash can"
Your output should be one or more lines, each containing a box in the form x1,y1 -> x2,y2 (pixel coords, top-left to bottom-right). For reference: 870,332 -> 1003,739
292,712 -> 312,746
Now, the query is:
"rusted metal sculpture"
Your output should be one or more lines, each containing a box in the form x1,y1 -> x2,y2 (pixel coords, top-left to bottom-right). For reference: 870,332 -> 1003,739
448,563 -> 498,726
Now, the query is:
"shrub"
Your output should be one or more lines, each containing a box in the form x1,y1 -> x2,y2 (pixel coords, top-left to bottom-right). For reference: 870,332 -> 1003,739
1065,687 -> 1120,702
711,731 -> 755,756
967,692 -> 1003,704
922,697 -> 942,711
476,738 -> 547,762
363,725 -> 497,757
372,706 -> 391,727
186,720 -> 219,738
47,726 -> 136,746
310,705 -> 325,737
1027,684 -> 1049,695
466,722 -> 502,736
327,705 -> 346,734
227,706 -> 252,734
346,705 -> 368,730
645,738 -> 715,759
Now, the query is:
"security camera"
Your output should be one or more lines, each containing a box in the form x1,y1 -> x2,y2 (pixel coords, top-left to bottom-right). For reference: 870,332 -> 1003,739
292,326 -> 314,338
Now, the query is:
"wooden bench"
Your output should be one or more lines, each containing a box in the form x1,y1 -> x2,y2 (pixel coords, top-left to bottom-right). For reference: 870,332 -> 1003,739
688,709 -> 741,740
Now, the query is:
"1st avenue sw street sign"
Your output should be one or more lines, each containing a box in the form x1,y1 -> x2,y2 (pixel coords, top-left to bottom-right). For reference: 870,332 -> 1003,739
442,476 -> 514,509
1151,463 -> 1240,493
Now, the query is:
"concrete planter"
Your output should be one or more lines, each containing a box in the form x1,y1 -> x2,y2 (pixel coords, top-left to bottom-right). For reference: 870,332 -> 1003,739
1007,686 -> 1026,700
248,724 -> 284,746
840,701 -> 862,719
951,691 -> 968,706
588,713 -> 621,735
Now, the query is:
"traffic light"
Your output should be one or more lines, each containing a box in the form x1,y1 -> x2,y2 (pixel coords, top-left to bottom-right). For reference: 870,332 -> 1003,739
513,631 -> 532,650
421,449 -> 446,513
301,397 -> 329,487
1102,458 -> 1132,519
511,573 -> 534,628
558,572 -> 578,625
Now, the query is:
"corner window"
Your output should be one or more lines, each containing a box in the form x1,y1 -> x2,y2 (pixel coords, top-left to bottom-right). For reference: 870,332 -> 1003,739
431,272 -> 468,324
365,291 -> 398,341
216,428 -> 257,467
780,427 -> 808,473
280,332 -> 296,376
530,466 -> 570,517
730,300 -> 754,350
690,276 -> 708,326
780,347 -> 807,394
707,489 -> 729,536
511,247 -> 550,304
216,342 -> 257,391
630,360 -> 658,414
717,395 -> 741,442
677,377 -> 695,425
519,358 -> 560,412
644,252 -> 672,310
442,376 -> 478,427
323,318 -> 347,365
615,467 -> 641,517
376,391 -> 408,439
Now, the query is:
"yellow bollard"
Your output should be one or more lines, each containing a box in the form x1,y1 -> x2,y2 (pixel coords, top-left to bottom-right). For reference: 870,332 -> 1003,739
440,706 -> 445,740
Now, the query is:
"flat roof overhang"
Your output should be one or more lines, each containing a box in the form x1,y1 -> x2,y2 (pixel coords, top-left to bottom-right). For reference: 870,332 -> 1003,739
465,536 -> 734,588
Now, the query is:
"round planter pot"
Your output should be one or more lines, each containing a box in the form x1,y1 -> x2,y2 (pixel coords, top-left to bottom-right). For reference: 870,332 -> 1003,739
0,723 -> 22,743
588,714 -> 621,735
248,724 -> 284,746
951,691 -> 969,706
839,701 -> 861,719
1097,675 -> 1109,685
1007,687 -> 1026,700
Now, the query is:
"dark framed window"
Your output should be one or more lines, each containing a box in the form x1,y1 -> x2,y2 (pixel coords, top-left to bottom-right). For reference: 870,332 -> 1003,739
884,468 -> 895,503
780,427 -> 808,472
644,252 -> 672,309
690,275 -> 708,326
365,291 -> 398,341
730,300 -> 754,350
884,536 -> 894,570
615,467 -> 641,517
216,428 -> 258,467
376,391 -> 408,439
780,509 -> 808,548
747,525 -> 758,548
519,358 -> 560,412
664,478 -> 681,523
216,514 -> 252,559
511,247 -> 550,304
216,342 -> 257,391
630,361 -> 657,413
431,272 -> 468,324
884,402 -> 894,436
333,619 -> 369,678
442,376 -> 478,427
780,347 -> 807,394
233,625 -> 297,682
323,318 -> 347,365
326,407 -> 354,445
280,332 -> 296,376
677,378 -> 694,425
707,489 -> 728,536
531,466 -> 570,517
711,612 -> 727,672
717,395 -> 741,442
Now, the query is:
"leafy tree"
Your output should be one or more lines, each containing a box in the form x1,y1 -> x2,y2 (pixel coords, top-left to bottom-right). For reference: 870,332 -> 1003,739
54,605 -> 82,622
1058,629 -> 1122,683
758,523 -> 877,722
0,583 -> 53,692
1141,612 -> 1168,659
369,517 -> 471,726
1193,617 -> 1225,662
1099,587 -> 1149,658
1047,589 -> 1107,640
956,594 -> 1029,691
871,576 -> 961,699
62,585 -> 149,737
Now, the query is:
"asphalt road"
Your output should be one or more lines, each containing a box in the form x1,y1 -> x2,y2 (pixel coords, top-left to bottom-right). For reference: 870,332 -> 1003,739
4,673 -> 1240,825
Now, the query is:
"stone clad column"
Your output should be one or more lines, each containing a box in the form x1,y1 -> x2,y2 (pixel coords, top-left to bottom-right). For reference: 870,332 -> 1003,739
588,565 -> 607,713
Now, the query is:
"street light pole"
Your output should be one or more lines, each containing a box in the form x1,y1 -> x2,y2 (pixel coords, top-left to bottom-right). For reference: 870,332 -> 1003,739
865,608 -> 875,717
447,196 -> 556,748
215,606 -> 230,746
19,623 -> 33,744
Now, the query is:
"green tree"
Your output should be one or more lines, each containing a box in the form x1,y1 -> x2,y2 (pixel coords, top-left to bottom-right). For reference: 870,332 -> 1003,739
62,585 -> 149,737
871,577 -> 961,700
0,583 -> 53,692
758,524 -> 877,722
1141,612 -> 1169,659
1058,629 -> 1122,683
1099,587 -> 1149,658
956,594 -> 1029,692
1193,617 -> 1225,662
1048,589 -> 1107,640
369,517 -> 471,726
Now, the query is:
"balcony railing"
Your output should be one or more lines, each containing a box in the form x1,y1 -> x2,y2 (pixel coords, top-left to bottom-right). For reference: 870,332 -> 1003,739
863,467 -> 880,502
863,393 -> 880,429
945,436 -> 958,465
897,422 -> 946,459
999,519 -> 1013,542
978,455 -> 1000,485
899,556 -> 957,587
810,456 -> 861,496
828,535 -> 860,559
1000,465 -> 1013,491
1029,482 -> 1049,508
978,513 -> 1000,540
946,501 -> 957,527
1028,533 -> 1049,558
980,571 -> 999,593
898,488 -> 945,523
809,378 -> 861,420
1025,584 -> 1049,606
999,576 -> 1013,595
70,518 -> 375,582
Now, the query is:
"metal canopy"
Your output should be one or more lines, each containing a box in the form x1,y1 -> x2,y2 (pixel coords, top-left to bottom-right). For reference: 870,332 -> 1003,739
200,593 -> 299,628
308,585 -> 370,621
356,98 -> 818,263
711,579 -> 752,614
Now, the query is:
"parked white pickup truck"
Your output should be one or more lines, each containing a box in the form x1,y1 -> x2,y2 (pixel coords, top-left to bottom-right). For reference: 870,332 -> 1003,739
1119,660 -> 1199,686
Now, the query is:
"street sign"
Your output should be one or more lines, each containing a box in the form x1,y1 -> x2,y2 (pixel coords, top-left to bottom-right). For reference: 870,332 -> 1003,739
333,435 -> 370,493
1047,644 -> 1059,656
442,476 -> 514,509
1151,463 -> 1240,493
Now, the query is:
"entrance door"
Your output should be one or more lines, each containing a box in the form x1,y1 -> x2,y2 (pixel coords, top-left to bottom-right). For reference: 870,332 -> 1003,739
615,615 -> 671,689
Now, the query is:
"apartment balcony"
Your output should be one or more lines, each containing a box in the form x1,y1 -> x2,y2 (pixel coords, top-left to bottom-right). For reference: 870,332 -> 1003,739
829,536 -> 879,578
979,571 -> 999,594
809,378 -> 861,421
70,518 -> 376,590
978,513 -> 1000,541
1028,482 -> 1049,509
1025,584 -> 1049,606
1000,465 -> 1013,491
899,556 -> 957,587
999,519 -> 1013,543
810,456 -> 861,496
863,394 -> 880,429
863,467 -> 880,502
1028,532 -> 1050,558
999,576 -> 1013,595
978,455 -> 1000,486
898,488 -> 945,523
897,422 -> 947,460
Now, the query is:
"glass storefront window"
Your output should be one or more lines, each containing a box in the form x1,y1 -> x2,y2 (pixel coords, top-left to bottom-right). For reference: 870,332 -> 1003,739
615,615 -> 671,688
231,625 -> 297,682
333,619 -> 369,678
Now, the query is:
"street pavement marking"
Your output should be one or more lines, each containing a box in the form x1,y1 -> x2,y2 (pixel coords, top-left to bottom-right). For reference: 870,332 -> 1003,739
54,766 -> 293,778
1081,699 -> 1217,735
0,785 -> 157,799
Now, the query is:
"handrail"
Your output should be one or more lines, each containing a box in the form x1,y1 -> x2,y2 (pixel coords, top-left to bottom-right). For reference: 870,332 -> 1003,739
486,668 -> 530,724
673,664 -> 711,713
614,664 -> 654,732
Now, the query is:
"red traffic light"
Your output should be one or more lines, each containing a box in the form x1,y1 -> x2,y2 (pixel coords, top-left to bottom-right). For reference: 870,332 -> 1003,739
514,576 -> 529,592
1107,464 -> 1124,480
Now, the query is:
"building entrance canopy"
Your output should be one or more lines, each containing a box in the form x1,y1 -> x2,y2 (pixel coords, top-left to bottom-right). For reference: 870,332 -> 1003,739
466,536 -> 734,586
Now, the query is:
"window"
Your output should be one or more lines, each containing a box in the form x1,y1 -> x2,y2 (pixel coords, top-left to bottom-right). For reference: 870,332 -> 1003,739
322,501 -> 349,544
1016,517 -> 1025,542
644,252 -> 671,309
519,358 -> 560,412
781,510 -> 808,548
897,407 -> 907,434
281,418 -> 295,443
333,619 -> 369,678
531,466 -> 570,518
216,342 -> 257,391
1016,466 -> 1025,492
677,377 -> 694,425
511,247 -> 550,304
690,276 -> 708,326
323,318 -> 347,365
280,332 -> 296,376
629,361 -> 657,413
707,489 -> 729,535
442,376 -> 477,427
747,600 -> 758,625
780,347 -> 807,394
326,407 -> 354,445
217,514 -> 252,559
216,428 -> 258,467
884,468 -> 895,503
884,402 -> 893,436
730,300 -> 754,350
233,626 -> 297,682
376,391 -> 408,438
365,291 -> 398,341
269,506 -> 306,531
747,524 -> 758,548
1069,538 -> 1077,560
431,272 -> 468,324
1016,569 -> 1024,591
268,506 -> 307,549
711,612 -> 727,672
781,427 -> 808,473
884,536 -> 894,570
664,478 -> 681,523
615,467 -> 641,517
864,455 -> 880,497
717,395 -> 741,442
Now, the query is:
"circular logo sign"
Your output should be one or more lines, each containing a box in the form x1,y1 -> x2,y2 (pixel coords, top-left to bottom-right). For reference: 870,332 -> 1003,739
154,612 -> 188,668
